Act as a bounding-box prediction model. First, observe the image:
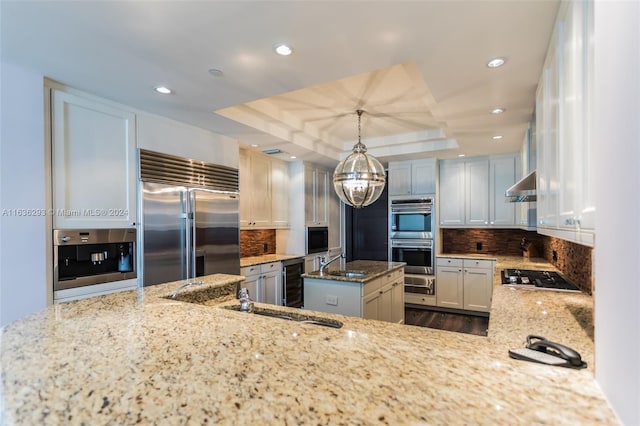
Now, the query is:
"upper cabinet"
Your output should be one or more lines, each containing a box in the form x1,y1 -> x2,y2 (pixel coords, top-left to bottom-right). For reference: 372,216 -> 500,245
239,149 -> 289,229
388,158 -> 437,198
536,0 -> 594,246
439,154 -> 520,228
270,158 -> 290,228
51,89 -> 137,229
305,165 -> 329,226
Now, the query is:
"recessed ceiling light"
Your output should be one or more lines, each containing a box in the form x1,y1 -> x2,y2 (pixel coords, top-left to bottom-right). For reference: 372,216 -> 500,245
458,154 -> 466,157
491,108 -> 505,114
154,86 -> 172,95
208,68 -> 224,77
290,155 -> 297,159
492,135 -> 504,140
486,57 -> 506,68
250,144 -> 259,148
274,43 -> 293,56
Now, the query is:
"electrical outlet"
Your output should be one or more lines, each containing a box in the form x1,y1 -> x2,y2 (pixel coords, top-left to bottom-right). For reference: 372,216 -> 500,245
476,242 -> 483,251
552,250 -> 558,261
325,295 -> 338,306
263,243 -> 268,252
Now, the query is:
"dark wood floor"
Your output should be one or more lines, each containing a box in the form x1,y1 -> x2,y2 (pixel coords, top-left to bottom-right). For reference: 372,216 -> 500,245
404,307 -> 489,337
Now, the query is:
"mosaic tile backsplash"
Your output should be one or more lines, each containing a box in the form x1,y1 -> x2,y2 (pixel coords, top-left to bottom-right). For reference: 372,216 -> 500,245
441,229 -> 593,294
240,229 -> 276,257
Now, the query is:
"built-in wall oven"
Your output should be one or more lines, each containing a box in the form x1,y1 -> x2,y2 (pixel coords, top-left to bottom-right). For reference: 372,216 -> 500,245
390,198 -> 433,240
389,197 -> 436,306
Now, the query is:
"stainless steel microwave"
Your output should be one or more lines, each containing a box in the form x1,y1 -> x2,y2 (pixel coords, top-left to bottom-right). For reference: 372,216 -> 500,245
306,226 -> 329,254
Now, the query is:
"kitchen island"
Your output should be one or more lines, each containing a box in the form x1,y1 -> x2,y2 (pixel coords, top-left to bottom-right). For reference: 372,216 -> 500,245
0,257 -> 619,424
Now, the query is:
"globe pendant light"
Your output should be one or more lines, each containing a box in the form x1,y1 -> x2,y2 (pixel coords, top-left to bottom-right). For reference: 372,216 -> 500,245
333,110 -> 386,208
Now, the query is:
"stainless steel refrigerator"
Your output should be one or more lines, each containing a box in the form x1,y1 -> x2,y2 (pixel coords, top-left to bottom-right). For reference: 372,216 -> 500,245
139,150 -> 240,286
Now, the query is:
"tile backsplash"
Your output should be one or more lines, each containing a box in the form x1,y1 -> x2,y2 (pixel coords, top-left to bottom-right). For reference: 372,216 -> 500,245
441,229 -> 593,294
240,229 -> 276,257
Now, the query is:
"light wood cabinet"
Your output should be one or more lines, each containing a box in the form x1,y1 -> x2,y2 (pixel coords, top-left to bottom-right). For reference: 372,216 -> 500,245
51,89 -> 136,229
388,158 -> 437,198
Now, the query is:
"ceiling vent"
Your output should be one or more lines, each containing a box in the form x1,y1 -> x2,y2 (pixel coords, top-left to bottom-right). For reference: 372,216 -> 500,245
262,148 -> 282,155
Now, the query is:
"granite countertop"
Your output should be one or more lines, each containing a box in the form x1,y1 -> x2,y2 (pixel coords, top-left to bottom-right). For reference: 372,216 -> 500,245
240,253 -> 304,267
302,260 -> 405,283
0,256 -> 619,424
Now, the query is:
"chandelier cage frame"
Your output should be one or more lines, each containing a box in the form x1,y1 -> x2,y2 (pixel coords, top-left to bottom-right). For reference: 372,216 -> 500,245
332,110 -> 386,209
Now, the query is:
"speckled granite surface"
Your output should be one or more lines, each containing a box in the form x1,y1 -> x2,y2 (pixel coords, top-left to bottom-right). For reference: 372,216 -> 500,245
0,257 -> 619,425
303,260 -> 405,283
240,253 -> 304,267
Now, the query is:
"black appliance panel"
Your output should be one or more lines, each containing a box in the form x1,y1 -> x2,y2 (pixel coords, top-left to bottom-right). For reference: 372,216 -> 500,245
501,269 -> 580,292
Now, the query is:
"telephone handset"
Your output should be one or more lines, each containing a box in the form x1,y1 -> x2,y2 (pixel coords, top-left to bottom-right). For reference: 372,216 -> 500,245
508,335 -> 587,369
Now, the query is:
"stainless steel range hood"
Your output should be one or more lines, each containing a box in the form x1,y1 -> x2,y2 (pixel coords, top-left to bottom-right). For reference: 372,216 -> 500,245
505,170 -> 536,202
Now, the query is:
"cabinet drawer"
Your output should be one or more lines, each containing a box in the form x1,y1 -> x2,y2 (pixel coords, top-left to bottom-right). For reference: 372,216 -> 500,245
381,268 -> 403,283
462,259 -> 493,270
405,293 -> 437,306
363,277 -> 383,297
436,257 -> 463,268
241,265 -> 260,276
260,262 -> 280,273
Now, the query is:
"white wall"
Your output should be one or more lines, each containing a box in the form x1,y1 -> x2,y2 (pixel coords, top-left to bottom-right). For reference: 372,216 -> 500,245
593,1 -> 640,424
0,61 -> 48,327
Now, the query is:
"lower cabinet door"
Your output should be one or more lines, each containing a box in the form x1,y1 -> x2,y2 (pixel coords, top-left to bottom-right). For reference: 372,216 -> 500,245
362,291 -> 380,320
390,280 -> 405,324
243,274 -> 262,303
463,267 -> 492,312
263,271 -> 281,305
436,266 -> 463,309
377,284 -> 393,323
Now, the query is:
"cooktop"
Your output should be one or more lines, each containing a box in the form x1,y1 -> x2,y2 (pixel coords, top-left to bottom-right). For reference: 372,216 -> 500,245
501,269 -> 580,292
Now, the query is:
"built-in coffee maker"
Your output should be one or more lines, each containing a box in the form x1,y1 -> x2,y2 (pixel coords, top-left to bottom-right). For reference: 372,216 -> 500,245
53,229 -> 137,299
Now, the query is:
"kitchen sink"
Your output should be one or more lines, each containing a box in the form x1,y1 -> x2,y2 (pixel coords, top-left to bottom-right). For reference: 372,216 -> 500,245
326,270 -> 367,278
222,305 -> 343,328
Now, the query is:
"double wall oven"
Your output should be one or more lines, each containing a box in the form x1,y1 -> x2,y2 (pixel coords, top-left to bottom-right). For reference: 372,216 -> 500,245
389,198 -> 436,304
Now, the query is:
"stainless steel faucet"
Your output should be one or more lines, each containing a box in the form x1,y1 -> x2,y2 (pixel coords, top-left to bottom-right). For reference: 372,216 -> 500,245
170,281 -> 204,299
238,288 -> 254,312
319,253 -> 344,273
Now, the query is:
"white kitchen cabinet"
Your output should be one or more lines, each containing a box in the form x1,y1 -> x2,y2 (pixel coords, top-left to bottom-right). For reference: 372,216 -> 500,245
390,275 -> 405,324
440,155 -> 519,228
270,158 -> 290,228
239,149 -> 272,228
489,155 -> 519,226
439,160 -> 466,226
303,268 -> 404,323
462,259 -> 494,313
536,0 -> 594,247
465,158 -> 490,226
436,257 -> 494,313
51,89 -> 136,229
240,262 -> 282,305
436,258 -> 463,309
240,265 -> 262,302
388,158 -> 437,198
305,166 -> 329,226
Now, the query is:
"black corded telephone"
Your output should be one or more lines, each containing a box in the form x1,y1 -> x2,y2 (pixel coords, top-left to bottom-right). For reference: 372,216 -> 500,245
508,335 -> 587,369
